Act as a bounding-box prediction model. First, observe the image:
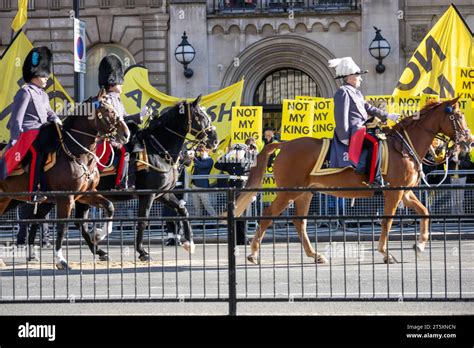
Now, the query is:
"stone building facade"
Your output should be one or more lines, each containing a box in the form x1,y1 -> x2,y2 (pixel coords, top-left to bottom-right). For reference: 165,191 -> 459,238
0,0 -> 473,128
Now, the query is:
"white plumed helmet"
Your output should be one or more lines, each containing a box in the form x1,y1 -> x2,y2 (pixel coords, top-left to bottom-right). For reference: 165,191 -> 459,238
328,57 -> 368,79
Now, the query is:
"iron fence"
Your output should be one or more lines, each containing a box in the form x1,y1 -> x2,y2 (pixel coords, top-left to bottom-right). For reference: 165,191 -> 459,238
0,186 -> 473,315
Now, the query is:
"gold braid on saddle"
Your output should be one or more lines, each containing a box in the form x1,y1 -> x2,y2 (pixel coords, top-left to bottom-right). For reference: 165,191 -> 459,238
365,117 -> 387,140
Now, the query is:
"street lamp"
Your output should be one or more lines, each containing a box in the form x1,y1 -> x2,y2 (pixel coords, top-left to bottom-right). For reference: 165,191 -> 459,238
174,31 -> 196,78
369,27 -> 391,74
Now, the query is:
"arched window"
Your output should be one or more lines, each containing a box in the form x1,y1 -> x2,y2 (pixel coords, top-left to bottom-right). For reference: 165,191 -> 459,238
253,68 -> 321,130
85,44 -> 136,98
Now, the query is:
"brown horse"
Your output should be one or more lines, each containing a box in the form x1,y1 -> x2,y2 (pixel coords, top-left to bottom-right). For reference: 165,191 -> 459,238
0,89 -> 130,270
234,98 -> 473,264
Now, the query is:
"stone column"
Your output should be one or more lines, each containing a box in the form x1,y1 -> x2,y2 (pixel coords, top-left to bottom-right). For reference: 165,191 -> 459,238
169,0 -> 209,98
141,13 -> 170,93
361,0 -> 401,95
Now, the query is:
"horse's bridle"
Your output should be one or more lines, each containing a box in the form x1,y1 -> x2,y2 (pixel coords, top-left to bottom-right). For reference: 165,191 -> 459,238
163,102 -> 216,150
57,99 -> 124,174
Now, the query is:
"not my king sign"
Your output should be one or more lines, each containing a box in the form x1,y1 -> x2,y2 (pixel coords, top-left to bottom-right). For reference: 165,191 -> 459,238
280,99 -> 314,141
231,106 -> 263,145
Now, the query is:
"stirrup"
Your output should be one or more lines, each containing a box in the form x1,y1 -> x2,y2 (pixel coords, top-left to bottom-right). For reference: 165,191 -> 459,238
30,195 -> 47,203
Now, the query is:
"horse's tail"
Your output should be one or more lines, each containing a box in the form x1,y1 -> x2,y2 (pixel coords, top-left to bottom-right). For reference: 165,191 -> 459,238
233,142 -> 283,217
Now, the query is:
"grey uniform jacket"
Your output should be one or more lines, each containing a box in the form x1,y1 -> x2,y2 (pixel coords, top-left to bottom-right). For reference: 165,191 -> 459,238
7,84 -> 60,143
106,92 -> 142,124
333,84 -> 389,145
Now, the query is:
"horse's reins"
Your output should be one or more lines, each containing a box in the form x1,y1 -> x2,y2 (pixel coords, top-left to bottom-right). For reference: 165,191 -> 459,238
395,105 -> 468,187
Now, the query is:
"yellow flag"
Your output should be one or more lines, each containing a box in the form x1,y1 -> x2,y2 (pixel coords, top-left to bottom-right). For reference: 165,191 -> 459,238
0,31 -> 73,144
393,4 -> 474,98
11,0 -> 28,32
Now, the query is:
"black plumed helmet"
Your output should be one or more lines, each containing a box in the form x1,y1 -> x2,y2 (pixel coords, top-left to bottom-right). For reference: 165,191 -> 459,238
23,46 -> 52,83
98,55 -> 124,88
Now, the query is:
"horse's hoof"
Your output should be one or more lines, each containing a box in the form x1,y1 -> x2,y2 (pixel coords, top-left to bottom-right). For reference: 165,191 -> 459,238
27,255 -> 40,263
56,260 -> 71,270
139,253 -> 150,262
383,254 -> 398,264
98,254 -> 109,262
91,228 -> 103,244
247,254 -> 259,265
413,243 -> 425,254
183,241 -> 195,254
315,254 -> 328,264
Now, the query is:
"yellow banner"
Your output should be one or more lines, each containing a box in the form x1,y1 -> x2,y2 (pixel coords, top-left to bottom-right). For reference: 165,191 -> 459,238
296,96 -> 335,139
11,0 -> 28,32
456,67 -> 474,99
364,95 -> 394,113
122,65 -> 244,179
230,106 -> 262,146
458,98 -> 473,132
393,96 -> 421,119
0,31 -> 73,144
280,99 -> 313,141
393,5 -> 474,98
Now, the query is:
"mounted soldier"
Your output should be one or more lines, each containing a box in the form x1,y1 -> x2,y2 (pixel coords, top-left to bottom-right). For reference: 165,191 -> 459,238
0,46 -> 62,202
96,54 -> 148,189
329,57 -> 399,187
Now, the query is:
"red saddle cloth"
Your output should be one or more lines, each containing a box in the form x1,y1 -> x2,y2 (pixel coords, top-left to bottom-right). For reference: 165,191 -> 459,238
348,128 -> 366,166
0,130 -> 40,180
96,140 -> 113,172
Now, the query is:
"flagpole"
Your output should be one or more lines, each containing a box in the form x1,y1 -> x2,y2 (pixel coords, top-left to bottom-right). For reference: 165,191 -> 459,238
73,0 -> 84,103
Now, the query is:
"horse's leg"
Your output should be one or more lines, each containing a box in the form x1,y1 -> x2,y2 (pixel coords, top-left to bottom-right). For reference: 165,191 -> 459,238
379,190 -> 404,264
0,197 -> 13,215
74,202 -> 109,261
77,194 -> 115,244
158,193 -> 194,254
292,192 -> 328,264
401,190 -> 430,254
55,195 -> 74,270
248,192 -> 300,265
136,194 -> 155,261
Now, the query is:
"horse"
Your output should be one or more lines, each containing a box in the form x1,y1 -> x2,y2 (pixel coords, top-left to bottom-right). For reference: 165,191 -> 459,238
73,96 -> 219,261
233,98 -> 473,265
0,89 -> 130,270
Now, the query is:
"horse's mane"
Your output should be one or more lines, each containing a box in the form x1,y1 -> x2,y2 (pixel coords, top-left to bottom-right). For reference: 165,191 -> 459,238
147,102 -> 182,131
388,100 -> 444,133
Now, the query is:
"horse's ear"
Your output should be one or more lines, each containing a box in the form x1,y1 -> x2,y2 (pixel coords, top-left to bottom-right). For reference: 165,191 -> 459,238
192,95 -> 202,107
449,96 -> 460,106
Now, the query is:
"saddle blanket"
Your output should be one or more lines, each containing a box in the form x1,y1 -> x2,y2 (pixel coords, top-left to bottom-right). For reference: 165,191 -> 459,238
5,151 -> 57,177
310,138 -> 389,176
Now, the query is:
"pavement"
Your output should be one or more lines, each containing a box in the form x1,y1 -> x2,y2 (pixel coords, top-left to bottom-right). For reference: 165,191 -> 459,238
0,239 -> 473,315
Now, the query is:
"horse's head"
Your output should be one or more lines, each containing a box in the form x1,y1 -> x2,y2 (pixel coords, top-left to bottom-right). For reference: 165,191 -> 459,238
438,97 -> 473,153
188,95 -> 219,150
93,89 -> 130,144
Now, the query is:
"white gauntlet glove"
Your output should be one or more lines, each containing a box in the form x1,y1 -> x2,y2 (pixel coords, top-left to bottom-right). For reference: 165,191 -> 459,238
140,106 -> 150,119
387,113 -> 400,122
53,117 -> 63,126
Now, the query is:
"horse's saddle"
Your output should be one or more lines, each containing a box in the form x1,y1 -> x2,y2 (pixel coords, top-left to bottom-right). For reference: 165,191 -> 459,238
100,144 -> 174,177
310,138 -> 389,176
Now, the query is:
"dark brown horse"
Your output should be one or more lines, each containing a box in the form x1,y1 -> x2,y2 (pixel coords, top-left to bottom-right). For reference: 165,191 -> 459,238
234,98 -> 473,264
0,90 -> 130,270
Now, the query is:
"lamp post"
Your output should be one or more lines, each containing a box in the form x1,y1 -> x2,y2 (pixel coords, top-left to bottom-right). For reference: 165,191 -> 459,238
369,26 -> 391,74
174,32 -> 196,78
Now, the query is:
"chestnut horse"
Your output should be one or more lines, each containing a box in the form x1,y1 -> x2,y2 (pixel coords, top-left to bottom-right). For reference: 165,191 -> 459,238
234,98 -> 472,264
0,90 -> 130,270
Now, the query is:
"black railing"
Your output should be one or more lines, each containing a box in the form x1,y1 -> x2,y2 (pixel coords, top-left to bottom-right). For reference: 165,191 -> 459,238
211,0 -> 359,14
0,186 -> 473,315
